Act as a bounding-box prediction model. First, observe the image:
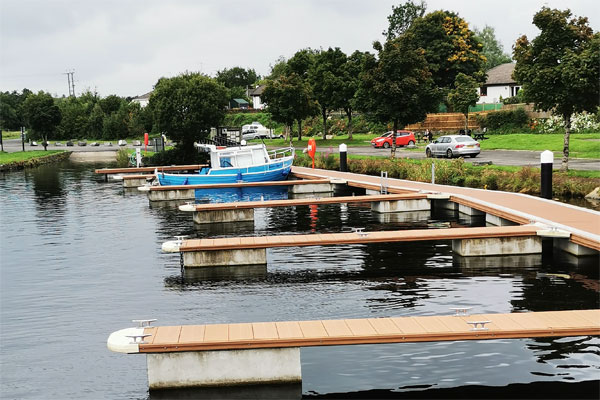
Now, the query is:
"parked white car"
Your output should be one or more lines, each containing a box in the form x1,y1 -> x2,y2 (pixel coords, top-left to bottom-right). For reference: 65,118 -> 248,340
242,122 -> 280,140
425,135 -> 480,158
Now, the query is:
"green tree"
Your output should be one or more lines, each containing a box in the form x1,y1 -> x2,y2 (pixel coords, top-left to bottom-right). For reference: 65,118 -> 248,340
88,103 -> 105,139
356,35 -> 439,157
99,94 -> 124,115
262,73 -> 318,141
22,91 -> 62,150
341,50 -> 367,140
149,72 -> 228,159
473,25 -> 512,70
383,0 -> 427,41
406,10 -> 486,95
267,56 -> 288,80
0,89 -> 31,130
513,7 -> 600,171
215,67 -> 259,89
309,47 -> 348,139
447,73 -> 480,131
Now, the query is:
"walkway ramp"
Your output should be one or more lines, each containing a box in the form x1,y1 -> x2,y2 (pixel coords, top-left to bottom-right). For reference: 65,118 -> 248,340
179,193 -> 430,212
108,309 -> 600,354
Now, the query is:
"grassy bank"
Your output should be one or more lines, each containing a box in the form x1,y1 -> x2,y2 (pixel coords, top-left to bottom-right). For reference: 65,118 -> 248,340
295,152 -> 599,198
0,151 -> 71,171
481,134 -> 600,158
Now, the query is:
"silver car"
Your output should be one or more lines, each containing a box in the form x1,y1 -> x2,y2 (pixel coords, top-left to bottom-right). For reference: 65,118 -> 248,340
425,135 -> 480,158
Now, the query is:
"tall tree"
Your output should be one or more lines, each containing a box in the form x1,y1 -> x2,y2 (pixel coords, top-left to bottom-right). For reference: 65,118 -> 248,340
262,73 -> 318,141
309,47 -> 347,139
341,50 -> 367,140
513,7 -> 599,171
473,25 -> 512,70
215,67 -> 259,89
22,91 -> 62,150
150,72 -> 229,158
356,35 -> 440,157
447,73 -> 480,131
406,10 -> 486,96
383,1 -> 427,41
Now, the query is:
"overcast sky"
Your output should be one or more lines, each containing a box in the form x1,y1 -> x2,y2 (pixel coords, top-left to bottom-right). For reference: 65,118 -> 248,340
1,0 -> 598,98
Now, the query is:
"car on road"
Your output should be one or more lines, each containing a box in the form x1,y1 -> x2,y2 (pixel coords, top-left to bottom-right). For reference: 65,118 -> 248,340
371,130 -> 416,148
241,122 -> 280,140
425,135 -> 480,158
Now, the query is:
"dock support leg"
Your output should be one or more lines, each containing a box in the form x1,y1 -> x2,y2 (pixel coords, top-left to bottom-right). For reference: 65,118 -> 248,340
288,183 -> 333,195
193,209 -> 254,224
554,238 -> 598,257
452,236 -> 542,256
148,189 -> 196,201
183,248 -> 267,267
147,347 -> 302,389
371,199 -> 430,213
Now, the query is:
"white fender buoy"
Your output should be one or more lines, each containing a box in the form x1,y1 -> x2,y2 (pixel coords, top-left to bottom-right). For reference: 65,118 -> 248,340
178,203 -> 196,212
162,240 -> 182,252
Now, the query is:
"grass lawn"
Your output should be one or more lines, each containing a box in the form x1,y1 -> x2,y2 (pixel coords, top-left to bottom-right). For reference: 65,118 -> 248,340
2,130 -> 23,140
481,133 -> 600,158
0,150 -> 66,163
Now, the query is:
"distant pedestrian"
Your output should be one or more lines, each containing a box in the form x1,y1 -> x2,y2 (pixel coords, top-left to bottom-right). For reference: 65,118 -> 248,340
424,129 -> 431,143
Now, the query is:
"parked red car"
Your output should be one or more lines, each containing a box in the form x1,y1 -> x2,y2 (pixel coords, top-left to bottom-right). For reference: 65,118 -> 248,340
371,130 -> 416,148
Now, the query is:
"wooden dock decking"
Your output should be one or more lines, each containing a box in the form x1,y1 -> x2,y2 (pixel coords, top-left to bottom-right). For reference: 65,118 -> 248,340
94,164 -> 207,174
179,225 -> 540,252
132,309 -> 600,353
291,167 -> 600,251
148,178 -> 332,191
184,193 -> 430,211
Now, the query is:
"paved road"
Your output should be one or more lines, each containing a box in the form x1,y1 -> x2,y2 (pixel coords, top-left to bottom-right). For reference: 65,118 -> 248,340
2,139 -> 598,171
348,146 -> 599,171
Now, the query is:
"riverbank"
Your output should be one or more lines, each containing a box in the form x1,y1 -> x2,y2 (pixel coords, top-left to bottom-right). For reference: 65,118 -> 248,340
0,151 -> 72,172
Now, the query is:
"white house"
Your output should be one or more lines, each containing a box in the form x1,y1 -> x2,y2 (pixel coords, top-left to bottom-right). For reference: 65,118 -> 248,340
477,63 -> 521,104
248,85 -> 266,109
130,91 -> 152,107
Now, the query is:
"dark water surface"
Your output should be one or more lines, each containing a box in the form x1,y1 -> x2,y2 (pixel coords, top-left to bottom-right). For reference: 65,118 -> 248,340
1,162 -> 599,399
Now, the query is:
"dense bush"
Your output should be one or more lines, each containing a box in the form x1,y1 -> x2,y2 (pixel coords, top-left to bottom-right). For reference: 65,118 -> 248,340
145,145 -> 209,166
476,108 -> 530,134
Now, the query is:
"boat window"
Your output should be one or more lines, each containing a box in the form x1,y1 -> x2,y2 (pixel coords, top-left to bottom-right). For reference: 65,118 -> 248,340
220,156 -> 234,167
237,152 -> 253,167
252,149 -> 267,164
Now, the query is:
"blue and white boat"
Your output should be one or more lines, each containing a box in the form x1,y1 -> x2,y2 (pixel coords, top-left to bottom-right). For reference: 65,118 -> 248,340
155,143 -> 294,185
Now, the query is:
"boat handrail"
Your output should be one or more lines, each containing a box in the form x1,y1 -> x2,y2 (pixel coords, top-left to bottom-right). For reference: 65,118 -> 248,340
268,146 -> 294,159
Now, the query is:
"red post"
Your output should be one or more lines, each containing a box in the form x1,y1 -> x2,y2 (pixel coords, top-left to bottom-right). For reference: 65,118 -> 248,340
144,132 -> 149,153
308,138 -> 316,169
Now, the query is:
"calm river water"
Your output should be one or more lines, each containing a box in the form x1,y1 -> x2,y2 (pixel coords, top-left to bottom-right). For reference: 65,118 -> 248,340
1,161 -> 599,399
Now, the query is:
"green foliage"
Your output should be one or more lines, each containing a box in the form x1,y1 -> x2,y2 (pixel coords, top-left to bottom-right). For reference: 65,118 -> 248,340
22,91 -> 61,148
116,148 -> 131,167
0,89 -> 31,130
145,146 -> 209,166
356,33 -> 439,139
262,72 -> 319,140
383,0 -> 427,41
150,72 -> 229,151
473,25 -> 512,70
476,108 -> 530,133
215,67 -> 259,89
513,7 -> 599,170
406,10 -> 486,91
447,73 -> 480,130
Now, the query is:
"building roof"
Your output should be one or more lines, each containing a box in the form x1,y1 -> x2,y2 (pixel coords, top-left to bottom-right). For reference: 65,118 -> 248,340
248,84 -> 265,96
232,98 -> 249,104
132,91 -> 152,101
484,63 -> 517,86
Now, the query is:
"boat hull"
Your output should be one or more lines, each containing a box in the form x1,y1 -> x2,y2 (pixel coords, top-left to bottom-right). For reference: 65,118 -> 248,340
156,157 -> 293,186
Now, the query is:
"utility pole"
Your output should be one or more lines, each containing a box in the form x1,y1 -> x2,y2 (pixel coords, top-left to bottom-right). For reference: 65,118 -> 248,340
63,70 -> 75,97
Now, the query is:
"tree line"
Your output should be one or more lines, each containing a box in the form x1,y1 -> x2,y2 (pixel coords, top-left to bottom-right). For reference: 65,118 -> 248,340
1,2 -> 597,170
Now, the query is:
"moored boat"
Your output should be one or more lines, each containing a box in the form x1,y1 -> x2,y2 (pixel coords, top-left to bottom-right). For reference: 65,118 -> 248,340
155,143 -> 294,185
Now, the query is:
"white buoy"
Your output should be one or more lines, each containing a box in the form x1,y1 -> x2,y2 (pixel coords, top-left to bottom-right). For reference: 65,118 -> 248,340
178,203 -> 196,212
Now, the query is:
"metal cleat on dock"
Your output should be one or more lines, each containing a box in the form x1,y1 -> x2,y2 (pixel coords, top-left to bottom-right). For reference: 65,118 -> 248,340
162,235 -> 187,252
132,319 -> 157,328
126,333 -> 152,344
450,307 -> 472,316
178,202 -> 196,212
352,227 -> 369,237
467,320 -> 491,331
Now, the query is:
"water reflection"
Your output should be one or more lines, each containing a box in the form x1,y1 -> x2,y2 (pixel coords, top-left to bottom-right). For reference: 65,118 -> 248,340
148,383 -> 302,400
